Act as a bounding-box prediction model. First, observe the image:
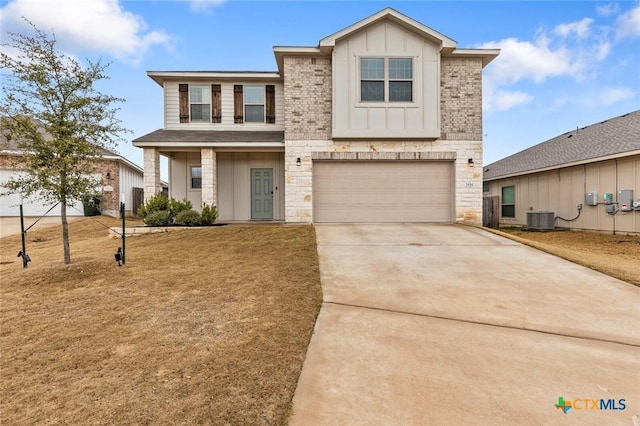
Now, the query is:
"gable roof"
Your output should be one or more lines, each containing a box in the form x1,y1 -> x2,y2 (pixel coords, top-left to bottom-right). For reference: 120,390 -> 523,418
319,7 -> 457,49
483,110 -> 640,181
273,8 -> 499,74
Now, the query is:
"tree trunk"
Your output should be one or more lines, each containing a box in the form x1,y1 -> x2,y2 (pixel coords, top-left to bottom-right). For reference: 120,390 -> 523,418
61,200 -> 71,264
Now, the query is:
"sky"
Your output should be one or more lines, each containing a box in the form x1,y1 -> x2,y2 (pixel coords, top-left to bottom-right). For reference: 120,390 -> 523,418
1,0 -> 639,180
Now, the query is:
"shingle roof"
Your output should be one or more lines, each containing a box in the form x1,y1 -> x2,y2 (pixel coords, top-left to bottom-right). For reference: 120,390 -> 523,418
132,129 -> 285,144
0,117 -> 121,157
483,110 -> 640,180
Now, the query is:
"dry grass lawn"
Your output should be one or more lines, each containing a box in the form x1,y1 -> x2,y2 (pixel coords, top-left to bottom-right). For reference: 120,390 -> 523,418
488,227 -> 640,287
0,218 -> 322,425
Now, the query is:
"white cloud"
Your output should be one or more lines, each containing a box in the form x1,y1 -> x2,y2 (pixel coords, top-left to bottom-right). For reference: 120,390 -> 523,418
554,18 -> 594,38
188,0 -> 227,13
480,37 -> 580,85
596,3 -> 620,17
491,90 -> 534,111
616,4 -> 640,39
0,0 -> 173,64
594,41 -> 612,61
597,87 -> 637,105
479,14 -> 619,112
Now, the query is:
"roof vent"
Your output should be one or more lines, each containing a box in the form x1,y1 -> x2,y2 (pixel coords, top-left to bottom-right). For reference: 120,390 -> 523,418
526,211 -> 555,231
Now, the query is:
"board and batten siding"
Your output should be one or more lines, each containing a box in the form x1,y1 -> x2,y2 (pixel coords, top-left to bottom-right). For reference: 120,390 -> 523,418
164,81 -> 285,131
119,164 -> 144,209
332,20 -> 440,139
485,155 -> 639,234
216,152 -> 285,221
169,152 -> 202,209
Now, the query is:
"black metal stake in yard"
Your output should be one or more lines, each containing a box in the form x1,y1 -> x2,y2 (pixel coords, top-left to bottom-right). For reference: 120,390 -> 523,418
120,201 -> 126,265
19,203 -> 29,268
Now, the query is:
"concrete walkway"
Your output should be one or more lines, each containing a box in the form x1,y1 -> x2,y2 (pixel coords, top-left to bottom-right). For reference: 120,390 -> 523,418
289,224 -> 640,425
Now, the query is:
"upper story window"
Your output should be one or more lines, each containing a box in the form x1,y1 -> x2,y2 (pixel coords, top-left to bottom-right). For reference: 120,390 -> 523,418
190,85 -> 210,122
360,57 -> 413,103
179,84 -> 221,123
244,86 -> 265,122
234,84 -> 276,124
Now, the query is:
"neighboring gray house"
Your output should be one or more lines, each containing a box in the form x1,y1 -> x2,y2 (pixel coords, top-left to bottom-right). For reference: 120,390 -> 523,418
483,110 -> 640,234
133,8 -> 499,224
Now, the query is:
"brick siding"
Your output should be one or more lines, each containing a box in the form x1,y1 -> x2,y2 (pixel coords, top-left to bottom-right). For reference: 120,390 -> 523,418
283,56 -> 332,141
440,57 -> 483,141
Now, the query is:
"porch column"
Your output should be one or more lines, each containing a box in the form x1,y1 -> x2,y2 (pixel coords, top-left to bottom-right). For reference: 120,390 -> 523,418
201,148 -> 217,207
143,147 -> 161,201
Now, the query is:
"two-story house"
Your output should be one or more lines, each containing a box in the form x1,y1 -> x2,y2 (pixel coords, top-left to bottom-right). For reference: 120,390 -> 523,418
133,8 -> 499,224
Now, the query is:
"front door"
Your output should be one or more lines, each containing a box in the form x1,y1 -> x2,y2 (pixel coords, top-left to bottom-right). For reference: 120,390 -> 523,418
251,168 -> 273,219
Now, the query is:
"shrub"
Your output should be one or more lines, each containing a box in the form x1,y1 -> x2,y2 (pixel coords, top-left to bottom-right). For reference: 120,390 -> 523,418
200,203 -> 218,225
144,210 -> 172,226
170,198 -> 192,216
175,209 -> 202,226
139,193 -> 169,219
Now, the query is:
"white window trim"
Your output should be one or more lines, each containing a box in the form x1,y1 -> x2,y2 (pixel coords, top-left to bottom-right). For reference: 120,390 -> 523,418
244,86 -> 266,123
190,85 -> 211,123
357,57 -> 414,106
190,165 -> 202,190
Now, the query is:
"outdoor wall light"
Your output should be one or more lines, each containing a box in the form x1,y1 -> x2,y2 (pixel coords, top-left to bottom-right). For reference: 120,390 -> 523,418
296,157 -> 301,167
106,172 -> 111,180
467,158 -> 474,166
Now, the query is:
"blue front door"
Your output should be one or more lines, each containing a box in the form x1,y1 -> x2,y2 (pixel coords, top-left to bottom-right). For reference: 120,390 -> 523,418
251,168 -> 273,219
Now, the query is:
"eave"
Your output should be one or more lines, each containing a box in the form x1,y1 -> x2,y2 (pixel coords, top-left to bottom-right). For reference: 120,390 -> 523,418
445,48 -> 501,68
483,150 -> 640,182
272,46 -> 329,76
147,71 -> 282,87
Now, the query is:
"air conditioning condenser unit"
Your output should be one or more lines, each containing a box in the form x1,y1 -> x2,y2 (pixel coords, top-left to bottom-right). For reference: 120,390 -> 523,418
526,211 -> 555,231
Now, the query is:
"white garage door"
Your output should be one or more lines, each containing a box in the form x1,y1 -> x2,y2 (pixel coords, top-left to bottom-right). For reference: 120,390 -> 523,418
313,161 -> 453,223
0,170 -> 82,217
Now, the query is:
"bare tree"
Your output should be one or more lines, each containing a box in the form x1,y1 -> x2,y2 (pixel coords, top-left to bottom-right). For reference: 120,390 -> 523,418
1,20 -> 129,264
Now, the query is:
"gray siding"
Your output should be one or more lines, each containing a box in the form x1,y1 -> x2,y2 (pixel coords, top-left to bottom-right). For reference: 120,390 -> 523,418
484,155 -> 640,234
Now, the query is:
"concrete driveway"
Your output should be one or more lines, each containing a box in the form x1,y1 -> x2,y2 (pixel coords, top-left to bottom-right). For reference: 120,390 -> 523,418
289,224 -> 640,425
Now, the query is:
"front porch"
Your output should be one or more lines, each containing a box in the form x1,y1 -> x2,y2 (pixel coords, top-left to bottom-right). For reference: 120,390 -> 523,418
142,148 -> 285,222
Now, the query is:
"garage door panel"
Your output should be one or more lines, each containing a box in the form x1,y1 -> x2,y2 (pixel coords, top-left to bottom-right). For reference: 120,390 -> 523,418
1,170 -> 83,217
313,161 -> 452,223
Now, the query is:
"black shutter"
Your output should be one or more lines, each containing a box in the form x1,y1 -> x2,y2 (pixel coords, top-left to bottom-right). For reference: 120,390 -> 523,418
212,84 -> 222,123
179,84 -> 189,123
265,85 -> 275,124
234,85 -> 243,123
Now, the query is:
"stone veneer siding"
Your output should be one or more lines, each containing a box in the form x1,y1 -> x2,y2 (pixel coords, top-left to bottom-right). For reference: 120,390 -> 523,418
284,56 -> 485,224
143,148 -> 162,202
201,148 -> 217,207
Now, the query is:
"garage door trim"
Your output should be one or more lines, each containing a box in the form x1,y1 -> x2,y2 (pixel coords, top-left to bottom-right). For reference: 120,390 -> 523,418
311,151 -> 457,161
